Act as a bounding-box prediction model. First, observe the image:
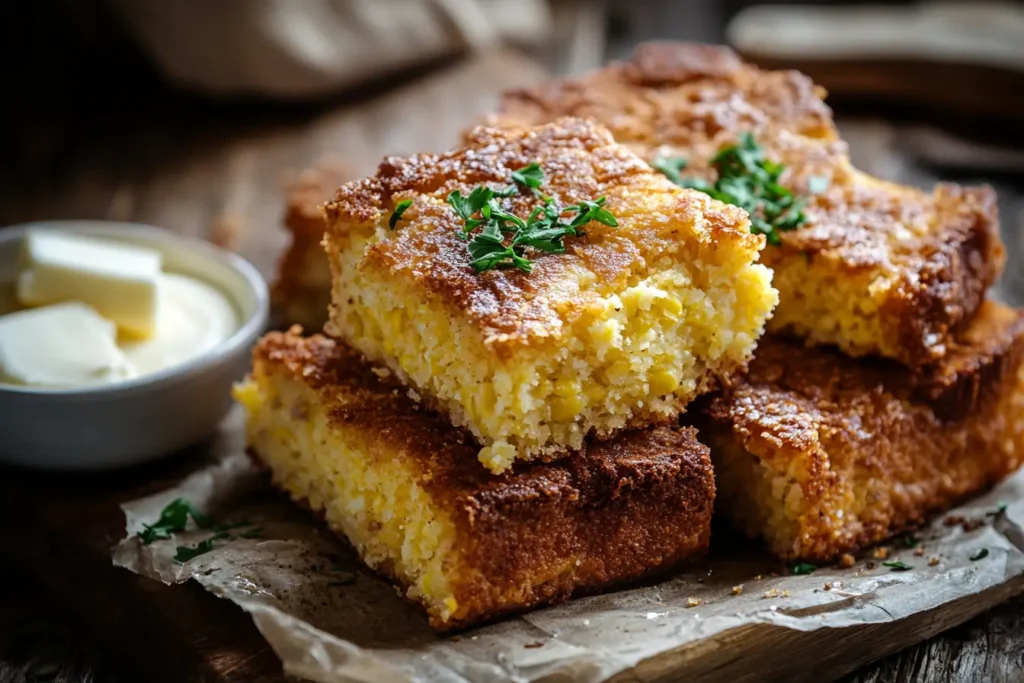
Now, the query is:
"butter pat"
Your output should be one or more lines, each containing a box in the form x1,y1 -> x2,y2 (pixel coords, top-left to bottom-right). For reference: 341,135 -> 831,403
17,231 -> 162,337
0,302 -> 137,388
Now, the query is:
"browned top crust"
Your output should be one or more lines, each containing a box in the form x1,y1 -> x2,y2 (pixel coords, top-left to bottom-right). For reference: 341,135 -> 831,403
255,328 -> 713,508
494,42 -> 1005,365
707,300 -> 1024,433
495,42 -> 838,175
322,118 -> 760,348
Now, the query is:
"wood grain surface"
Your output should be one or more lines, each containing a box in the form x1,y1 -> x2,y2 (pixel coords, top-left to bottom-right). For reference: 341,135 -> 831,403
1,23 -> 1024,683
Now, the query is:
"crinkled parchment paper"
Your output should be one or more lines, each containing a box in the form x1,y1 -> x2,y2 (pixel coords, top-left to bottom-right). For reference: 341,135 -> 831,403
113,413 -> 1024,683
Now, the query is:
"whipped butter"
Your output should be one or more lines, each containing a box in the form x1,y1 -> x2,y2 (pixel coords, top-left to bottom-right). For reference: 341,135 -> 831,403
0,302 -> 136,387
120,273 -> 237,375
0,231 -> 239,389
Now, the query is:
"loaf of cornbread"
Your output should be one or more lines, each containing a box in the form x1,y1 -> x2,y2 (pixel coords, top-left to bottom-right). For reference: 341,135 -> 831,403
321,118 -> 778,473
272,163 -> 351,329
494,41 -> 1004,367
699,301 -> 1024,562
234,330 -> 716,631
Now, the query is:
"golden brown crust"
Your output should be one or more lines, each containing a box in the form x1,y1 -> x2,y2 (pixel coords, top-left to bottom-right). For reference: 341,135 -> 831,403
322,117 -> 760,350
272,163 -> 353,328
251,329 -> 715,630
700,301 -> 1024,561
494,42 -> 1005,365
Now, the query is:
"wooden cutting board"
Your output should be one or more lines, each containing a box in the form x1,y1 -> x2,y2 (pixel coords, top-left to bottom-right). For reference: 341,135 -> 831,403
2,47 -> 1023,683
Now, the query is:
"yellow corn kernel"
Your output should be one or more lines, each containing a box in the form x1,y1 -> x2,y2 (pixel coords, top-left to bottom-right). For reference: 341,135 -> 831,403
554,379 -> 579,397
590,319 -> 618,345
648,369 -> 680,395
585,383 -> 606,402
444,596 -> 459,616
478,384 -> 497,415
605,361 -> 633,383
551,394 -> 583,421
658,296 -> 683,320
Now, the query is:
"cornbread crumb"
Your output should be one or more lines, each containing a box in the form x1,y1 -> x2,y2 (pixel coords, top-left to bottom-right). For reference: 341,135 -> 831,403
914,546 -> 926,557
929,557 -> 941,566
236,331 -> 716,630
702,302 -> 1024,561
323,118 -> 777,472
839,555 -> 856,568
732,585 -> 743,596
872,547 -> 889,560
687,597 -> 703,608
763,589 -> 781,599
823,582 -> 832,591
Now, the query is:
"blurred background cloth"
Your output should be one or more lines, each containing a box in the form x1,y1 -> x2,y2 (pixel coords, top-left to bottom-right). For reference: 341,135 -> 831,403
110,0 -> 551,98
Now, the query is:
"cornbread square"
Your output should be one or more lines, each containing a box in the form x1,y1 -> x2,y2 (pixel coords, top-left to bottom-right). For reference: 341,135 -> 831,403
322,118 -> 778,472
699,301 -> 1024,562
494,41 -> 1005,366
234,330 -> 715,631
272,163 -> 352,329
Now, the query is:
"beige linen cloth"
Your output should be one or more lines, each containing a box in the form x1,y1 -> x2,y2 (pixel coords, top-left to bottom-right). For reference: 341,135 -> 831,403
111,0 -> 550,98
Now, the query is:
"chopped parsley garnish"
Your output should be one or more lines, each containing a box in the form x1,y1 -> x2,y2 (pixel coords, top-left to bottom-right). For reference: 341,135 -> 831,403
389,199 -> 413,229
138,498 -> 214,544
511,162 -> 544,190
138,498 -> 260,562
173,532 -> 231,563
970,548 -> 990,561
791,562 -> 817,575
653,133 -> 813,246
446,164 -> 618,273
882,561 -> 913,572
901,534 -> 919,548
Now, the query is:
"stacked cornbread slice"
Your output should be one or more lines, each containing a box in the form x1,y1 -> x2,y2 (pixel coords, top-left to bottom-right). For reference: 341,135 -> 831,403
321,119 -> 777,473
493,41 -> 1023,561
236,331 -> 716,630
239,117 -> 779,628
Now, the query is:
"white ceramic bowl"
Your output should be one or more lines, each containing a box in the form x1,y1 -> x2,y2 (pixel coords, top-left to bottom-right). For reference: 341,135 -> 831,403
0,221 -> 269,470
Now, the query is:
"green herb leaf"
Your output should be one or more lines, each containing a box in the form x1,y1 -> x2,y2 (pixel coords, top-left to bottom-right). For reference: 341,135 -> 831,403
651,156 -> 688,185
970,548 -> 990,561
389,199 -> 413,229
173,531 -> 231,563
449,164 -> 618,273
988,502 -> 1009,517
652,132 -> 807,246
901,535 -> 919,548
138,498 -> 214,544
511,163 -> 544,190
882,561 -> 913,572
791,562 -> 817,575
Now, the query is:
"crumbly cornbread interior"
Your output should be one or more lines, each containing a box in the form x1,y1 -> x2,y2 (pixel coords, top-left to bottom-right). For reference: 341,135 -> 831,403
324,118 -> 777,472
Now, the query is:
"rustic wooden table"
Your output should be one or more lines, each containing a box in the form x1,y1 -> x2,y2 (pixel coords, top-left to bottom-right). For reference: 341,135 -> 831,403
2,5 -> 1024,681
